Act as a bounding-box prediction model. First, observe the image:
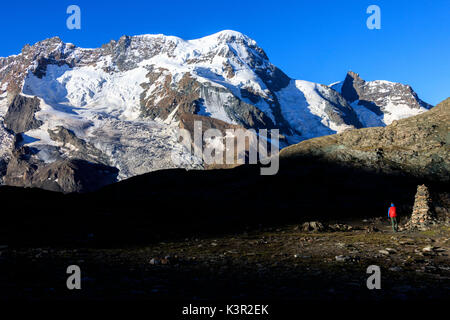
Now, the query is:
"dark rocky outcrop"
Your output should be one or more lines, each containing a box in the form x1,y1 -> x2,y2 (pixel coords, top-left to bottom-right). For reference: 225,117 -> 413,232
280,98 -> 450,182
140,72 -> 200,121
0,158 -> 7,184
4,95 -> 43,133
340,71 -> 433,113
30,159 -> 119,193
48,126 -> 110,165
1,123 -> 115,192
340,71 -> 365,104
255,65 -> 290,93
3,146 -> 118,193
315,83 -> 363,128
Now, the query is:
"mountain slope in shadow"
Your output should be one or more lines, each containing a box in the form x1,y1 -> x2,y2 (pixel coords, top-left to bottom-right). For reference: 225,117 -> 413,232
0,99 -> 448,245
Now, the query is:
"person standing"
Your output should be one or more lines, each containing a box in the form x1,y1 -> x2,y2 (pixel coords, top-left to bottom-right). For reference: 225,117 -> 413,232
388,203 -> 398,232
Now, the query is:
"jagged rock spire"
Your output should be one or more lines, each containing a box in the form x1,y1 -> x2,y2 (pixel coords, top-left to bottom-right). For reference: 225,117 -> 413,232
340,71 -> 365,103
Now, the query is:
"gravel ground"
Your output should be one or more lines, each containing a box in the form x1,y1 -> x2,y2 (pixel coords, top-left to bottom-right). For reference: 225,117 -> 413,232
0,217 -> 449,301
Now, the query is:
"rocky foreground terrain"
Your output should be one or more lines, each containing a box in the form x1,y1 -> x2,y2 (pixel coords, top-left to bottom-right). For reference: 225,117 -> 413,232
0,218 -> 449,301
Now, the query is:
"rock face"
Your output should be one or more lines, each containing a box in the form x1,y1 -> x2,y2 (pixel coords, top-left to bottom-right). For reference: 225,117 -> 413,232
0,31 -> 435,192
47,126 -> 110,165
29,159 -> 118,193
280,98 -> 450,182
0,158 -> 7,184
3,145 -> 118,193
331,71 -> 432,127
403,185 -> 437,230
4,95 -> 42,133
0,126 -> 13,184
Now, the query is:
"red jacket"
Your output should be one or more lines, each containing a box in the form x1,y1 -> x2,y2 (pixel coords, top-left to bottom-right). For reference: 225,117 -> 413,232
389,206 -> 397,218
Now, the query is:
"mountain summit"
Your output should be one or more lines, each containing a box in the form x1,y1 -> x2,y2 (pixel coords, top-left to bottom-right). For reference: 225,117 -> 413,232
331,71 -> 432,127
0,31 -> 433,192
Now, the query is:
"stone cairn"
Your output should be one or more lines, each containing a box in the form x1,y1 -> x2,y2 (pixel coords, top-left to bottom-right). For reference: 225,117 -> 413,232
403,184 -> 436,231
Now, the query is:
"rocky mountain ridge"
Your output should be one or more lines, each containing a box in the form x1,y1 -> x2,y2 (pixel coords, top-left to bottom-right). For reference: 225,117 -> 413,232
0,30 -> 434,192
280,98 -> 449,182
331,71 -> 433,127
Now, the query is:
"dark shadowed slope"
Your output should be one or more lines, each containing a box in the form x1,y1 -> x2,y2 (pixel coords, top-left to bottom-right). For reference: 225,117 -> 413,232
0,99 -> 448,245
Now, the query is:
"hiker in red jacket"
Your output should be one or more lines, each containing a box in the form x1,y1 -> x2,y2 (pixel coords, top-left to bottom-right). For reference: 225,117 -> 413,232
388,203 -> 398,232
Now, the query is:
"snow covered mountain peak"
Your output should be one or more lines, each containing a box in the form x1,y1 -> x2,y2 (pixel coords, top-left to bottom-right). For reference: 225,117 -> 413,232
189,29 -> 254,44
331,71 -> 433,126
0,31 -> 434,192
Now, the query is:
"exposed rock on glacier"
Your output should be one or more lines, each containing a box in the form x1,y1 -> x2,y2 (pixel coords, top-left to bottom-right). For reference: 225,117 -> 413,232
3,145 -> 118,193
4,95 -> 42,133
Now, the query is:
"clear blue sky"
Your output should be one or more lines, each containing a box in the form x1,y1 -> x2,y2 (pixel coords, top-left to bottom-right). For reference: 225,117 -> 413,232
1,0 -> 448,105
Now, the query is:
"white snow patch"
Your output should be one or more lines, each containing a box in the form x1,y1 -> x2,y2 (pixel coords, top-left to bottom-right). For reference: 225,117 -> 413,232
23,64 -> 148,121
197,90 -> 237,124
351,100 -> 428,127
382,102 -> 428,124
276,80 -> 354,142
